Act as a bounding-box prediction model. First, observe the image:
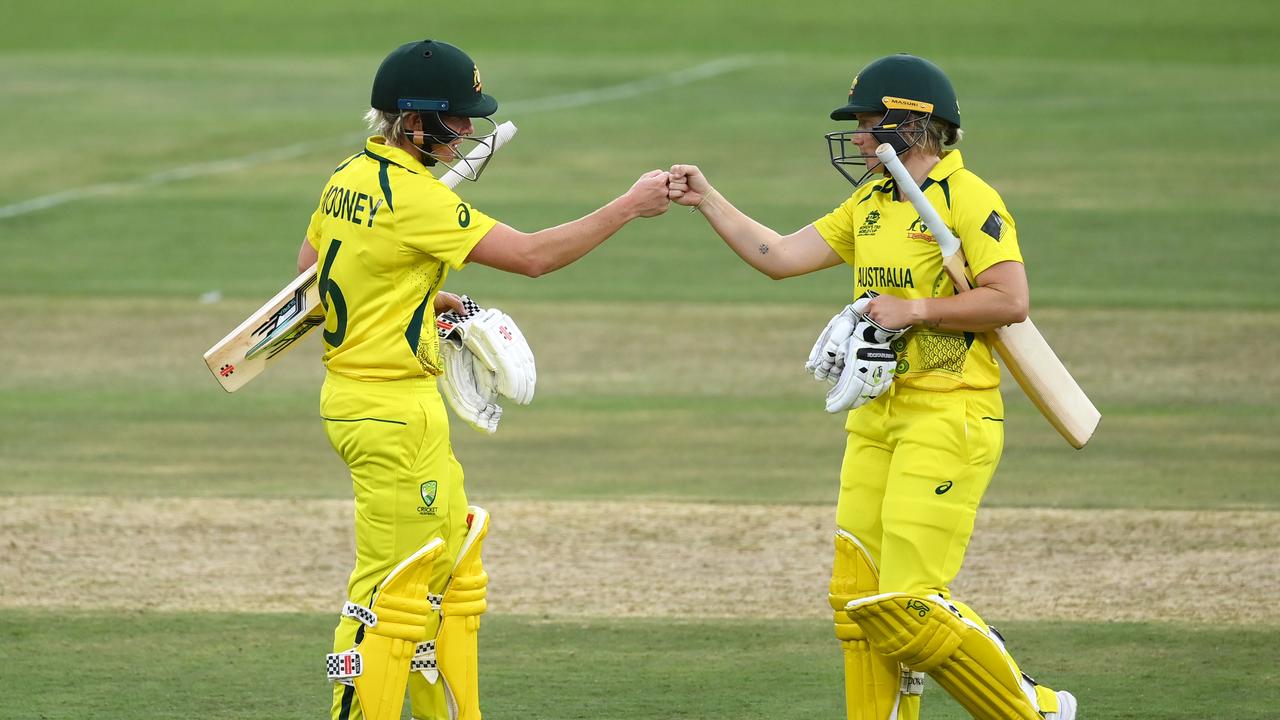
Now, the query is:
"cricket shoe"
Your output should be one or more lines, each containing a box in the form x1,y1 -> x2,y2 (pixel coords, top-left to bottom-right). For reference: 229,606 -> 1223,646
1042,690 -> 1077,720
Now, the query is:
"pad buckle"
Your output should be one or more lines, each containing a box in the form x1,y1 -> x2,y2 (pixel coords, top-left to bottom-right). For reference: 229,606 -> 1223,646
412,640 -> 440,683
327,650 -> 363,685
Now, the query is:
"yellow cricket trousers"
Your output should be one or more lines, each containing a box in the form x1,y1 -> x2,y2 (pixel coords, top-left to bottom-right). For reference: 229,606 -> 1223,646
321,372 -> 470,720
835,384 -> 1005,595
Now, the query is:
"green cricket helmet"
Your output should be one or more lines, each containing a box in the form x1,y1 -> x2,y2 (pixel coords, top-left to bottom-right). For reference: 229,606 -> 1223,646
825,53 -> 960,186
372,39 -> 497,117
371,39 -> 499,176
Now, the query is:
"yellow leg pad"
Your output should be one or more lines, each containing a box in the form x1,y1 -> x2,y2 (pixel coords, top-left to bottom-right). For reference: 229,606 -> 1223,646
831,532 -> 921,720
437,506 -> 490,720
949,600 -> 1064,716
846,594 -> 1041,720
352,539 -> 447,720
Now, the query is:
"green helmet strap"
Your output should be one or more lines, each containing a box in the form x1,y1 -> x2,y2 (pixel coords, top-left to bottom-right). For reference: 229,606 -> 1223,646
398,98 -> 450,112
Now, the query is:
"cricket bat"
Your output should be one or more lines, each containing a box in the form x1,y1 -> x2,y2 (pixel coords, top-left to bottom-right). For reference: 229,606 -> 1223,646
874,143 -> 1101,448
203,121 -> 519,392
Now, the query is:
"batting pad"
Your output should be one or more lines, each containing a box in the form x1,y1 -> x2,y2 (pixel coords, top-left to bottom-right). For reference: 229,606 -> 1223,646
435,506 -> 491,720
845,593 -> 1044,720
829,531 -> 921,720
343,539 -> 448,720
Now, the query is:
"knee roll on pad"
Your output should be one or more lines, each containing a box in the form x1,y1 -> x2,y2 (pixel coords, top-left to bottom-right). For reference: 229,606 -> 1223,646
327,539 -> 448,720
845,593 -> 1045,720
434,506 -> 490,720
830,531 -> 922,720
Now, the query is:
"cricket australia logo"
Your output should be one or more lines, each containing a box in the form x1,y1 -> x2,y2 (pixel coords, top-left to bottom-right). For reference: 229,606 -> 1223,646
858,209 -> 882,238
418,481 -> 439,516
907,216 -> 935,243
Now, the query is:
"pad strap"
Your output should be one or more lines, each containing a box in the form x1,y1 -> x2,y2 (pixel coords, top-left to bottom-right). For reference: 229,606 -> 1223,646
341,601 -> 378,627
327,650 -> 363,686
412,640 -> 440,683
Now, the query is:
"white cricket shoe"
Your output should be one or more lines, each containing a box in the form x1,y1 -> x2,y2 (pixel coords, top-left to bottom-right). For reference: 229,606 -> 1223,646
1043,690 -> 1077,720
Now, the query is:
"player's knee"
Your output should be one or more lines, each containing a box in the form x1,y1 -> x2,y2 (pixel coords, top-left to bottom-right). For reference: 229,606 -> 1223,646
844,593 -> 965,672
830,529 -> 880,642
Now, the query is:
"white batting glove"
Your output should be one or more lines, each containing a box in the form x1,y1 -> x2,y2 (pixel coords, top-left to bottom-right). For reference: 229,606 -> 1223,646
436,296 -> 502,433
438,338 -> 503,434
806,305 -> 860,384
461,308 -> 537,405
437,300 -> 537,407
809,291 -> 911,413
824,315 -> 910,413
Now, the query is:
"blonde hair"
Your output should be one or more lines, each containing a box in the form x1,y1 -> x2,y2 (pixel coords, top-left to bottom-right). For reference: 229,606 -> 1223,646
363,107 -> 412,145
904,113 -> 963,157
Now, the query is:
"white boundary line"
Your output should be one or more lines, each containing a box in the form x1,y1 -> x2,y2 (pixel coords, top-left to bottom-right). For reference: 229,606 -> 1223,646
0,56 -> 763,221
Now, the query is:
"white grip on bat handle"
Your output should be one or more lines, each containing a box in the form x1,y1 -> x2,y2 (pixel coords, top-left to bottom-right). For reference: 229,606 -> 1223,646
874,142 -> 960,257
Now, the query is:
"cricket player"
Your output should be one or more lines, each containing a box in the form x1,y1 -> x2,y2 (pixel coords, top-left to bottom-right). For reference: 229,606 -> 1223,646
668,54 -> 1077,720
298,39 -> 670,720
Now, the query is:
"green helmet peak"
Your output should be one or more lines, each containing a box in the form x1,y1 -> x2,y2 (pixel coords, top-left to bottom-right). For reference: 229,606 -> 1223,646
830,53 -> 959,128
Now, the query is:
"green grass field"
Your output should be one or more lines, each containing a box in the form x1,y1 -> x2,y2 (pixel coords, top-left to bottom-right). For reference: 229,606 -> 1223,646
2,1 -> 1279,718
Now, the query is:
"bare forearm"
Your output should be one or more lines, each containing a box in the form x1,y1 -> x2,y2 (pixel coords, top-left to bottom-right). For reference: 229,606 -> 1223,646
297,237 -> 318,274
525,196 -> 640,275
693,190 -> 796,278
912,286 -> 1028,332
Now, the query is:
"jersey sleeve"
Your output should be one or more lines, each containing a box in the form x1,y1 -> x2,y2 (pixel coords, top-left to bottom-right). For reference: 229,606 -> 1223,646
305,203 -> 324,250
953,174 -> 1022,277
812,194 -> 860,266
398,179 -> 499,270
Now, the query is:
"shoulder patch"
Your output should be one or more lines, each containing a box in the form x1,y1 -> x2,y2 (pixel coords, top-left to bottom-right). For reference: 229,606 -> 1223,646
980,210 -> 1005,241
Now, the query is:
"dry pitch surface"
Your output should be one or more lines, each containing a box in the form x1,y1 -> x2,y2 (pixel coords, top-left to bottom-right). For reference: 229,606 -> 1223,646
3,495 -> 1273,624
4,299 -> 1277,624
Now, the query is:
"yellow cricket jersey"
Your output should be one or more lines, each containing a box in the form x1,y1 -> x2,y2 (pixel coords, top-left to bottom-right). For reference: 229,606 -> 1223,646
305,137 -> 498,380
813,150 -> 1023,392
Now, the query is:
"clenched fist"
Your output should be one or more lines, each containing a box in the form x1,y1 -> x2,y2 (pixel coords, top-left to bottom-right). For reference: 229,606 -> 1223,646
623,169 -> 672,218
667,164 -> 712,207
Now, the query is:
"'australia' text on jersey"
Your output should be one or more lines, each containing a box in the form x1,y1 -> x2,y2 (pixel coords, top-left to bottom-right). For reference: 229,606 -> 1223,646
857,265 -> 915,288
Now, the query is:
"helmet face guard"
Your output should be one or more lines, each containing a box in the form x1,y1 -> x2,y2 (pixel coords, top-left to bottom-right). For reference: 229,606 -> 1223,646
402,103 -> 498,180
826,104 -> 934,187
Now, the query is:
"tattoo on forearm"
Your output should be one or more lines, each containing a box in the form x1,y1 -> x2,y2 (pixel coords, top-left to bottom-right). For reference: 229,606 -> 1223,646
758,243 -> 769,255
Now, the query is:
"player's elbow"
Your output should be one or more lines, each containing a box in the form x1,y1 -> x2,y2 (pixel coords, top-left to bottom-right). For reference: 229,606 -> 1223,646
517,249 -> 554,278
762,261 -> 801,281
1006,296 -> 1029,324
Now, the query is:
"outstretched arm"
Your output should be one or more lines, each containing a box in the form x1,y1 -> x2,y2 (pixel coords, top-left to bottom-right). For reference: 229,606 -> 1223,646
466,170 -> 670,277
668,164 -> 841,279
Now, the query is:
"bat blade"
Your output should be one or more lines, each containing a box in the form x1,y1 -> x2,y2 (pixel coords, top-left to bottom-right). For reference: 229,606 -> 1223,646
202,267 -> 322,392
991,319 -> 1100,449
873,143 -> 1101,448
203,121 -> 519,392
